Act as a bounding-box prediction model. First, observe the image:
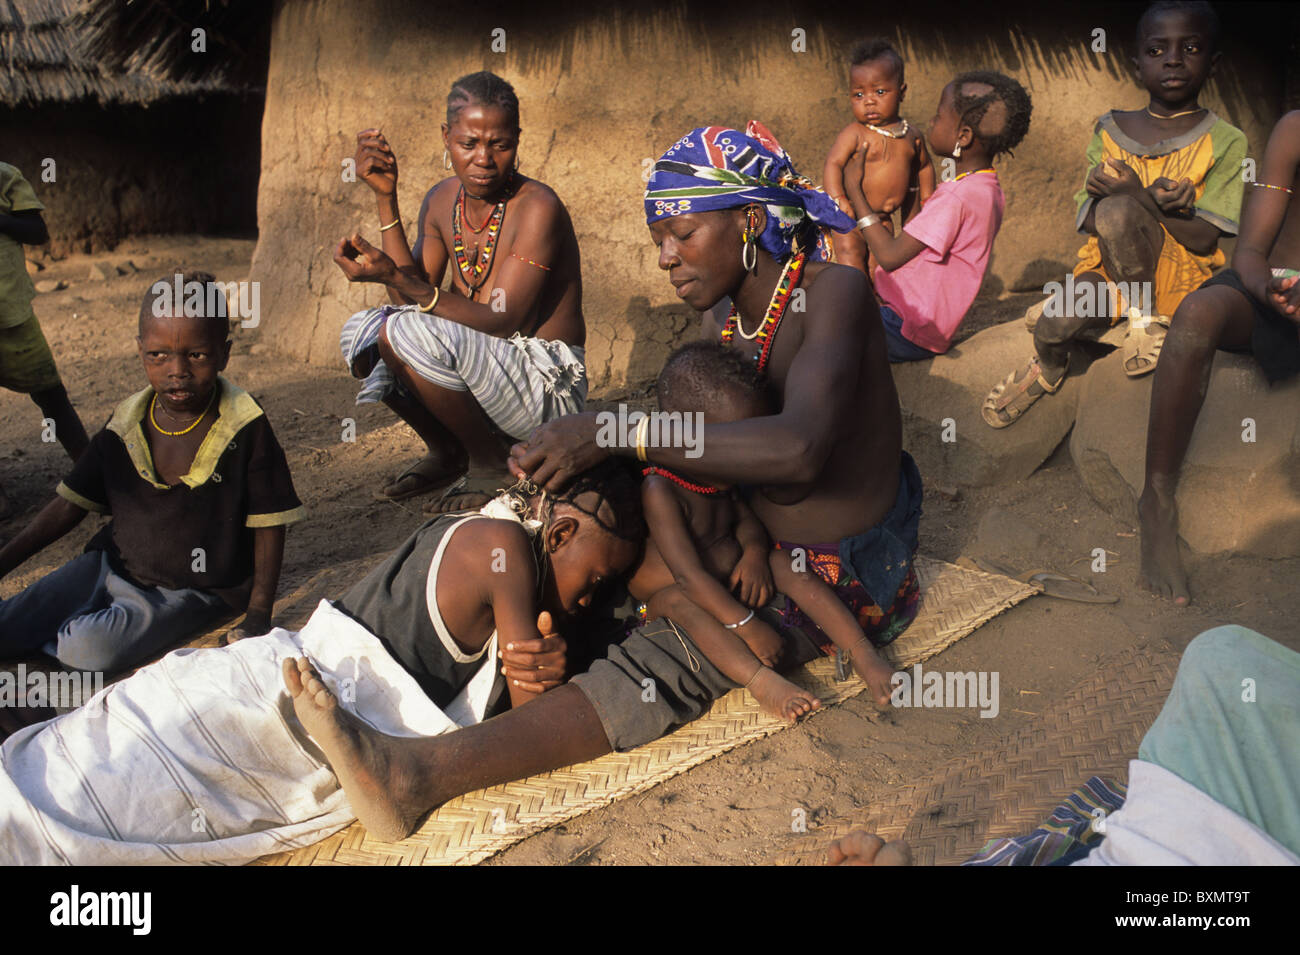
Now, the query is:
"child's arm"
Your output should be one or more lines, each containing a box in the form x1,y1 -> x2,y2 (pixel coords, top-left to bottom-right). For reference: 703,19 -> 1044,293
233,525 -> 287,637
0,497 -> 86,580
843,143 -> 928,270
643,478 -> 753,630
729,497 -> 774,608
483,524 -> 569,709
0,210 -> 48,245
902,135 -> 936,222
822,125 -> 861,209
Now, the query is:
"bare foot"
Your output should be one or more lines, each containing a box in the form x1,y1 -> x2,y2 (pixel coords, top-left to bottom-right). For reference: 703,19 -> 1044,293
1137,487 -> 1189,606
747,666 -> 821,721
847,640 -> 897,706
281,656 -> 424,841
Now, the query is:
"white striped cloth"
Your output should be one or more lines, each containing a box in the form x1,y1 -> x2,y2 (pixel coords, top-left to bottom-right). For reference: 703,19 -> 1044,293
340,304 -> 587,439
0,600 -> 497,865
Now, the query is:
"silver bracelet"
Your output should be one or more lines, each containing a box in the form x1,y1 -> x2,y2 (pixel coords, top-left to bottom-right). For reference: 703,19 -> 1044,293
724,610 -> 755,630
857,213 -> 882,231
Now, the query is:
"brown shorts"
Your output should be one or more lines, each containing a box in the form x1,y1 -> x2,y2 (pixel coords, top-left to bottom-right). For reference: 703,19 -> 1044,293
0,315 -> 62,393
569,600 -> 823,752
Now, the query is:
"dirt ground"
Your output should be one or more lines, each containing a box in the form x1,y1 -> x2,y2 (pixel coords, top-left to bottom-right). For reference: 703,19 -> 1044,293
4,236 -> 1298,865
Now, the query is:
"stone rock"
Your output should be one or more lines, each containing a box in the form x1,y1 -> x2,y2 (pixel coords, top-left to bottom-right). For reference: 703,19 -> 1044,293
249,343 -> 269,356
891,318 -> 1082,487
24,258 -> 42,277
87,263 -> 110,281
1070,349 -> 1300,558
34,279 -> 67,293
115,260 -> 139,275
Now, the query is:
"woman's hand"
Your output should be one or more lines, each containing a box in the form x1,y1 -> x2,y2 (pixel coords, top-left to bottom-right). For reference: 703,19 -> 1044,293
729,549 -> 774,608
508,413 -> 609,493
1267,272 -> 1300,321
334,233 -> 399,284
355,128 -> 397,197
500,611 -> 568,693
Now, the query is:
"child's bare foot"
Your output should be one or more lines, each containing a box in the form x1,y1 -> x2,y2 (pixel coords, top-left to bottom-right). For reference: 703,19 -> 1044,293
847,639 -> 897,706
281,656 -> 425,841
746,666 -> 821,721
1138,487 -> 1189,606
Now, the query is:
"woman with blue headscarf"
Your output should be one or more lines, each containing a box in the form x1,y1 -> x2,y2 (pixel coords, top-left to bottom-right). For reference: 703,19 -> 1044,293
498,121 -> 926,758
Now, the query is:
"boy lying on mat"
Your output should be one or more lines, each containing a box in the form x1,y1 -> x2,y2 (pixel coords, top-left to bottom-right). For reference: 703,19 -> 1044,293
0,463 -> 642,862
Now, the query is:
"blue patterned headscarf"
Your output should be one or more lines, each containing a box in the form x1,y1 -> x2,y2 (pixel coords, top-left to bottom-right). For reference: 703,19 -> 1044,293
644,121 -> 854,262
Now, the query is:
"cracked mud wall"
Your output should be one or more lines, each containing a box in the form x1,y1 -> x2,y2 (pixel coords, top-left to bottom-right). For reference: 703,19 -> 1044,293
251,0 -> 1292,391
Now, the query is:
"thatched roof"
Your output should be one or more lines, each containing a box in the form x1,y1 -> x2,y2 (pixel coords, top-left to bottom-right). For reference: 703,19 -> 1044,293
1,0 -> 267,108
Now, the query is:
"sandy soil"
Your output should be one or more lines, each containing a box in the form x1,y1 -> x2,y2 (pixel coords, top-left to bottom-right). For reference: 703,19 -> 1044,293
4,236 -> 1297,865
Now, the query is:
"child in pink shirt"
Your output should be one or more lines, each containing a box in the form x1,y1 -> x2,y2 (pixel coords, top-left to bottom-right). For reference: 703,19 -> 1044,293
841,71 -> 1033,361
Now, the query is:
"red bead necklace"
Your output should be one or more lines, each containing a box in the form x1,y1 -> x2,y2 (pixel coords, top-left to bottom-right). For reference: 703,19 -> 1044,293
642,466 -> 721,496
452,177 -> 512,294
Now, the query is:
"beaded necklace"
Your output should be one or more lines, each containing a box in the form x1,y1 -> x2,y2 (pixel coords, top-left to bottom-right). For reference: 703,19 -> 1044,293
953,167 -> 996,182
1145,106 -> 1204,120
452,178 -> 512,294
720,250 -> 806,375
865,118 -> 909,139
642,466 -> 721,496
150,389 -> 216,437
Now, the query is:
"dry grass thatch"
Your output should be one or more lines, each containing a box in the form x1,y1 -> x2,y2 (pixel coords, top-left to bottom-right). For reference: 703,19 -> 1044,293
1,0 -> 268,108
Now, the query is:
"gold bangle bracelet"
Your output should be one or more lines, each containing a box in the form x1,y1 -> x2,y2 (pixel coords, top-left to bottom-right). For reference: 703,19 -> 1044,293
418,287 -> 441,313
635,416 -> 650,462
378,218 -> 402,232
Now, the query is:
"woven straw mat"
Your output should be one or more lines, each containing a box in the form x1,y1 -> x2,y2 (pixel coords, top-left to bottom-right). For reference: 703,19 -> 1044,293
251,555 -> 1036,866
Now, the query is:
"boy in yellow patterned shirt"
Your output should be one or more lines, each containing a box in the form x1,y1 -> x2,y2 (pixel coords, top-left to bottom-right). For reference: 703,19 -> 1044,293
983,1 -> 1245,428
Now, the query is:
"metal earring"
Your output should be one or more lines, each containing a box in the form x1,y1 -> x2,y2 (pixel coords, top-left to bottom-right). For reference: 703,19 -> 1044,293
741,208 -> 759,272
514,154 -> 521,172
953,143 -> 962,159
443,150 -> 452,169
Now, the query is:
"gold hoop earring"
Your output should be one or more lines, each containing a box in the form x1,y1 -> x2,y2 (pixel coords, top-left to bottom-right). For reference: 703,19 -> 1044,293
513,154 -> 521,172
443,150 -> 452,169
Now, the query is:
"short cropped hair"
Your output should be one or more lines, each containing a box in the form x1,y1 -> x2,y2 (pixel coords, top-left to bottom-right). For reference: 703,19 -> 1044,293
849,38 -> 904,83
446,71 -> 521,131
1135,1 -> 1221,54
951,70 -> 1033,159
657,340 -> 766,416
138,270 -> 231,339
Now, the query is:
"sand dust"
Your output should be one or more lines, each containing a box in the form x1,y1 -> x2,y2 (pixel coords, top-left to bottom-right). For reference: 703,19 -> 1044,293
4,236 -> 1297,865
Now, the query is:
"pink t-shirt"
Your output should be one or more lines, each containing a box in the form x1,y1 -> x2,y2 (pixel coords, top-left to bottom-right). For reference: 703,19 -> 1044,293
873,171 -> 1005,353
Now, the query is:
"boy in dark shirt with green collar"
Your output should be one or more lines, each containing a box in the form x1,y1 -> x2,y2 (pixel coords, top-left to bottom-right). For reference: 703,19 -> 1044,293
0,272 -> 303,671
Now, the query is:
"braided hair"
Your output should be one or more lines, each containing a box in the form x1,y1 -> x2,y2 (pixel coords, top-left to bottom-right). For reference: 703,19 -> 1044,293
502,458 -> 645,545
950,71 -> 1033,159
446,71 -> 521,131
